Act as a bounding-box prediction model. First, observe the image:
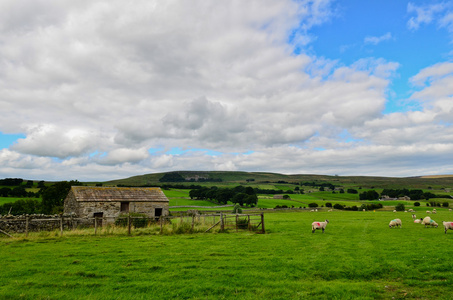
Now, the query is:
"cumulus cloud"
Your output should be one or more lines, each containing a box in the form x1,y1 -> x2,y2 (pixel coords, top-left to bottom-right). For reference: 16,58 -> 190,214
407,2 -> 448,30
364,32 -> 392,45
11,125 -> 99,158
0,0 -> 452,180
407,2 -> 453,37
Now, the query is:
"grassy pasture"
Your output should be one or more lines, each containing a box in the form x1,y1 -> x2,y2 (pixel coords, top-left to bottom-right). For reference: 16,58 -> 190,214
0,197 -> 26,206
1,210 -> 453,299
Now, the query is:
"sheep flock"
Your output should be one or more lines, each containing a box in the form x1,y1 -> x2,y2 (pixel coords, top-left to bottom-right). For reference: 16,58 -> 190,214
310,210 -> 452,234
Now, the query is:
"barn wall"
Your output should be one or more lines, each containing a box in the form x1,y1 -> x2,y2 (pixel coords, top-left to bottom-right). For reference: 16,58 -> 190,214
75,201 -> 169,219
63,191 -> 80,216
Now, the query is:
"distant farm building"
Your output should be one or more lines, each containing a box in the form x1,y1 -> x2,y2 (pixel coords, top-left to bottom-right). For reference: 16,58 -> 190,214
64,186 -> 169,221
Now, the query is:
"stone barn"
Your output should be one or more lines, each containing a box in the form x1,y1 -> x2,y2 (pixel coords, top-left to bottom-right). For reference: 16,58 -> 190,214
64,186 -> 169,221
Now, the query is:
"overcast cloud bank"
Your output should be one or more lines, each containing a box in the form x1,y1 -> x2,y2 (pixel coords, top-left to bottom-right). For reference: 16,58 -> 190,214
1,0 -> 453,181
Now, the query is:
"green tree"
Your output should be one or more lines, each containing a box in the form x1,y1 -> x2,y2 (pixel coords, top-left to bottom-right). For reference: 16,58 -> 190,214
41,180 -> 81,214
232,193 -> 247,206
395,203 -> 405,211
0,187 -> 11,197
10,186 -> 27,197
245,194 -> 258,207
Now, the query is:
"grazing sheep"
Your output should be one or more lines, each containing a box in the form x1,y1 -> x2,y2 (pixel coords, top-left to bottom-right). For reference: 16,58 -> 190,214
414,219 -> 422,224
442,221 -> 453,234
389,218 -> 402,228
412,214 -> 416,220
393,210 -> 397,213
432,209 -> 437,214
449,209 -> 452,211
426,211 -> 431,214
421,216 -> 438,228
312,220 -> 329,233
328,209 -> 333,212
408,209 -> 414,212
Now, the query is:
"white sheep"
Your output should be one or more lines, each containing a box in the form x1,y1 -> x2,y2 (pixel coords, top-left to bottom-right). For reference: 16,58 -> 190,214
421,216 -> 438,228
449,209 -> 452,211
389,218 -> 402,228
312,220 -> 329,233
412,214 -> 416,220
432,209 -> 437,214
393,210 -> 397,213
442,221 -> 453,234
414,219 -> 422,224
426,210 -> 431,214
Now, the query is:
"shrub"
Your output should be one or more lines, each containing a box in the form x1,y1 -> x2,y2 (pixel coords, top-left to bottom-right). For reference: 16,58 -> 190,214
442,202 -> 449,208
360,203 -> 383,211
414,202 -> 420,207
325,202 -> 332,208
395,203 -> 405,211
333,203 -> 344,210
308,202 -> 318,208
344,206 -> 358,211
232,204 -> 243,214
274,205 -> 288,209
237,217 -> 249,229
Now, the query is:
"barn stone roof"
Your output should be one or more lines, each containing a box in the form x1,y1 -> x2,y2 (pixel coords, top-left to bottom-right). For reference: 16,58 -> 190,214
69,186 -> 169,203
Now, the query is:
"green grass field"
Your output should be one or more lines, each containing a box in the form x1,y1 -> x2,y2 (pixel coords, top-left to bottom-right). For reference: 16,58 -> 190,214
0,197 -> 27,206
1,210 -> 453,299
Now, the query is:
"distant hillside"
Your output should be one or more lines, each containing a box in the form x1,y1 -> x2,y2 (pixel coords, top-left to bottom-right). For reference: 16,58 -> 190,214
104,171 -> 453,189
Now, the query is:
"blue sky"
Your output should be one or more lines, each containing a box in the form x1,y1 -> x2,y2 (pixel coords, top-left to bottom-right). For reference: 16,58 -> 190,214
308,0 -> 452,112
1,0 -> 453,181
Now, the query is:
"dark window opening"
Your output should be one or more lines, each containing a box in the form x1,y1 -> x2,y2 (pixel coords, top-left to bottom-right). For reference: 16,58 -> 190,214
120,202 -> 130,212
94,212 -> 103,226
155,208 -> 163,217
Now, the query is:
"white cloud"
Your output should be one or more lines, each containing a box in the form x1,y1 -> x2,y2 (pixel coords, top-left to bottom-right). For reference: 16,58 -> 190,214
98,147 -> 149,165
364,32 -> 392,45
407,2 -> 448,30
0,1 -> 453,180
11,125 -> 99,158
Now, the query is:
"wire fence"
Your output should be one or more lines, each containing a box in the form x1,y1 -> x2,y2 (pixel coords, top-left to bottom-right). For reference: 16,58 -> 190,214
0,213 -> 265,237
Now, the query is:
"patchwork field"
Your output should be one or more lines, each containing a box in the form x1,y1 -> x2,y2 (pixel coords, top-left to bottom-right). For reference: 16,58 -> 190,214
1,209 -> 453,299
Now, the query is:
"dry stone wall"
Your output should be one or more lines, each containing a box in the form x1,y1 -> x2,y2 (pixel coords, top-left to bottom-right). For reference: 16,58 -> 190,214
0,214 -> 76,233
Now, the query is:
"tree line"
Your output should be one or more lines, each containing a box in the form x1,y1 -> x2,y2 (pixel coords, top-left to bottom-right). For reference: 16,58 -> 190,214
359,188 -> 452,201
189,186 -> 258,207
0,180 -> 81,215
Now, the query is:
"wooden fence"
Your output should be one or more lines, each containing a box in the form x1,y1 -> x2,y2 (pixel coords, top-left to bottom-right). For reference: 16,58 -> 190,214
0,213 -> 265,237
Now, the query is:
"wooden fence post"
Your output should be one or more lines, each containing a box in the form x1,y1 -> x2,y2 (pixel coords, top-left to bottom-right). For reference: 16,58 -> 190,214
127,214 -> 131,236
247,215 -> 251,231
191,215 -> 195,231
220,213 -> 224,232
261,213 -> 265,234
60,215 -> 64,236
235,214 -> 238,232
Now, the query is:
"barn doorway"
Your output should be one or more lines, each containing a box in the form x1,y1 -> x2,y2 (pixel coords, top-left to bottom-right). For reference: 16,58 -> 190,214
155,208 -> 163,219
120,202 -> 130,213
94,212 -> 104,226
